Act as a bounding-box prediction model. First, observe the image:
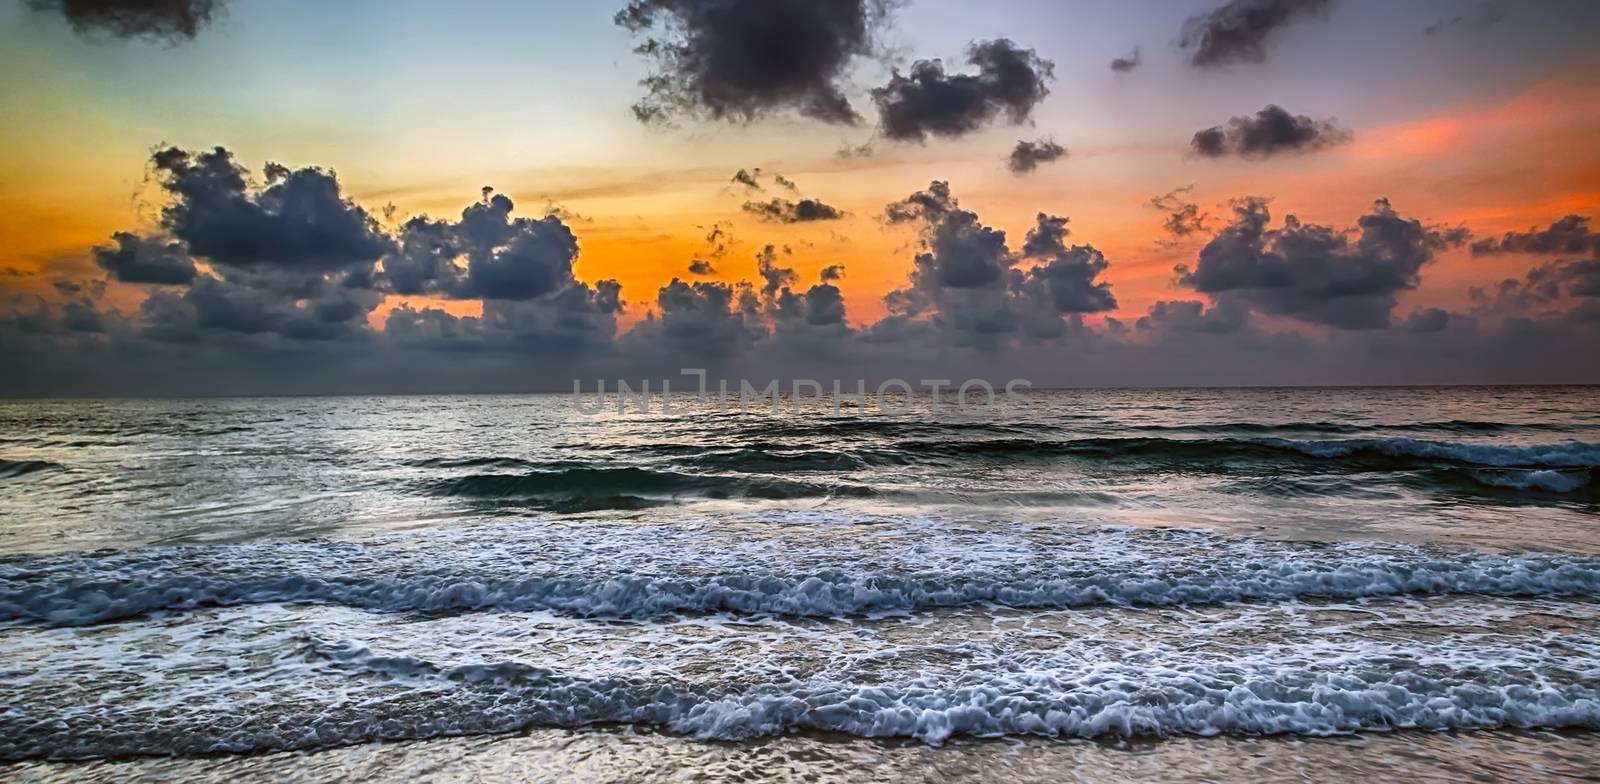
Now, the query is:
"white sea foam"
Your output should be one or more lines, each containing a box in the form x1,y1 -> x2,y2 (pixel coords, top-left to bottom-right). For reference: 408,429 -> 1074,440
0,598 -> 1596,759
1467,469 -> 1591,493
2,521 -> 1598,626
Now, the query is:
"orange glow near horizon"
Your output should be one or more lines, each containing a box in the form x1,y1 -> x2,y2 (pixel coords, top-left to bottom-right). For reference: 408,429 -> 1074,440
5,57 -> 1600,333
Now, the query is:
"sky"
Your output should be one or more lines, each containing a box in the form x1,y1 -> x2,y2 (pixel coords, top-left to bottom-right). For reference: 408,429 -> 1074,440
2,0 -> 1598,394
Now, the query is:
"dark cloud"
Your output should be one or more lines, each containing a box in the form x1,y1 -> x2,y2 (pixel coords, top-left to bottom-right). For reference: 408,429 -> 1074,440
1400,307 -> 1451,333
798,283 -> 846,326
384,287 -> 622,358
742,197 -> 845,223
687,259 -> 717,275
1007,138 -> 1066,174
1016,213 -> 1118,314
1480,259 -> 1600,306
383,189 -> 584,301
701,221 -> 734,260
152,146 -> 392,275
454,192 -> 581,301
1136,299 -> 1248,334
92,232 -> 197,285
1179,0 -> 1333,68
1109,48 -> 1141,73
1423,3 -> 1505,36
730,168 -> 762,190
754,244 -> 798,300
384,217 -> 460,297
819,264 -> 845,281
884,181 -> 1010,291
881,182 -> 1117,346
1190,104 -> 1351,158
13,144 -> 1600,394
27,0 -> 222,42
1468,254 -> 1600,326
1177,197 -> 1463,329
615,0 -> 894,125
643,278 -> 764,353
872,39 -> 1054,143
1,283 -> 116,337
1470,215 -> 1599,258
68,145 -> 401,346
55,147 -> 618,352
1148,187 -> 1210,238
729,168 -> 804,196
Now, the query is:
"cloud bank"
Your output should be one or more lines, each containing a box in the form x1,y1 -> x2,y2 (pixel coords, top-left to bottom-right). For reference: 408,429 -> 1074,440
4,146 -> 1597,394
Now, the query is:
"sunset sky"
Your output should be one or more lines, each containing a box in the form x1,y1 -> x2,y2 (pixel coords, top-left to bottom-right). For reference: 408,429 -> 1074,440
2,0 -> 1598,394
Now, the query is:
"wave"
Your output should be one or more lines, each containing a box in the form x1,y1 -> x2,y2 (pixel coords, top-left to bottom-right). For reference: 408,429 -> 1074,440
405,456 -> 567,470
891,436 -> 1600,470
4,545 -> 1596,627
1127,420 -> 1577,435
0,459 -> 61,480
421,466 -> 876,510
1463,468 -> 1593,494
625,445 -> 909,472
745,419 -> 1062,440
1259,437 -> 1600,468
6,632 -> 1598,759
307,640 -> 1600,746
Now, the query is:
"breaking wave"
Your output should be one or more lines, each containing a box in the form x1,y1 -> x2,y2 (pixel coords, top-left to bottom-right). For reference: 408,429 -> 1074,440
4,524 -> 1598,627
420,465 -> 876,510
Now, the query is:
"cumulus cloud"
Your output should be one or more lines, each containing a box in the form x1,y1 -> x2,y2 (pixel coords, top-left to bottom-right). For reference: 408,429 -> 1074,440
687,259 -> 717,275
1109,48 -> 1141,72
1470,215 -> 1599,258
1016,213 -> 1118,315
9,145 -> 1600,393
75,145 -> 398,345
872,39 -> 1054,142
1176,196 -> 1464,329
741,197 -> 845,223
26,0 -> 223,42
32,147 -> 620,353
615,0 -> 894,125
638,278 -> 765,354
881,182 -> 1117,346
92,232 -> 197,285
1007,139 -> 1066,174
1190,104 -> 1351,158
151,146 -> 392,274
383,188 -> 587,302
1467,215 -> 1600,321
1179,0 -> 1333,67
1137,299 -> 1248,334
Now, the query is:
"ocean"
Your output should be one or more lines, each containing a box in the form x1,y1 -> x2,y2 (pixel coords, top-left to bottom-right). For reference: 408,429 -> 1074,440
0,386 -> 1597,781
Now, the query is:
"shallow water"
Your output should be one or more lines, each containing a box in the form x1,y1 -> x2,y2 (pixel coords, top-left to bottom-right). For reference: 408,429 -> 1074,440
0,387 -> 1597,778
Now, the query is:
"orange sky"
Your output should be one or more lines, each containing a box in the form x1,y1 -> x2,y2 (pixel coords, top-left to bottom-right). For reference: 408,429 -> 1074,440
3,13 -> 1598,333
